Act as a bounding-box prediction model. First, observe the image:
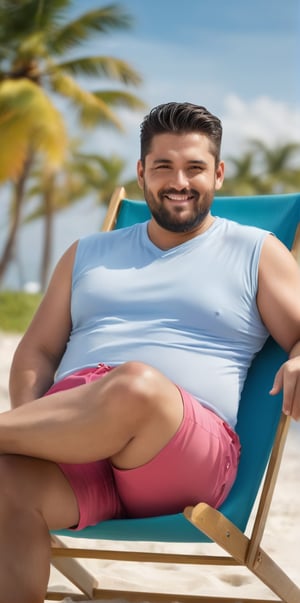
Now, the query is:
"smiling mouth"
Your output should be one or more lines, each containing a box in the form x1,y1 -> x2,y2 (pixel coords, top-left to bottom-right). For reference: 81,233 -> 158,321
164,193 -> 194,202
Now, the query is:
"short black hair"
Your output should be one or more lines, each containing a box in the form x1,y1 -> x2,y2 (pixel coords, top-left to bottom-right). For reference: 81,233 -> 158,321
140,102 -> 222,165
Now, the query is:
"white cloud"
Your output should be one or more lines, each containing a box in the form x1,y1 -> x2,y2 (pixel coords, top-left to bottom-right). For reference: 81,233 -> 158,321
221,95 -> 300,158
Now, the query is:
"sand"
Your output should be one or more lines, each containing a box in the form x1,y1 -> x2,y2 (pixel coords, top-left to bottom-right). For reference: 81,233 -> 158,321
0,331 -> 299,602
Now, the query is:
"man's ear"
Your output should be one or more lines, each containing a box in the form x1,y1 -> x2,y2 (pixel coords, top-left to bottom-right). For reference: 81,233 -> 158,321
215,160 -> 225,191
137,160 -> 144,190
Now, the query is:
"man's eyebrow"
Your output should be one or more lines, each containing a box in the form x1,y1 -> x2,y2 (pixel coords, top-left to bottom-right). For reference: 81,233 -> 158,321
152,159 -> 208,165
187,159 -> 208,166
152,158 -> 172,165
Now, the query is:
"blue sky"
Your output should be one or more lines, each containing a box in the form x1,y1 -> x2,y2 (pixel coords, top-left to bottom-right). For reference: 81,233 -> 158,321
71,0 -> 300,174
102,0 -> 299,104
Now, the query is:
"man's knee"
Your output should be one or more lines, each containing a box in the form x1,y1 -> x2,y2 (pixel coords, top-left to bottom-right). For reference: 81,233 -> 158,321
0,454 -> 79,530
0,454 -> 48,527
0,454 -> 26,506
0,454 -> 22,492
0,454 -> 49,512
115,361 -> 161,398
104,361 -> 168,416
96,361 -> 180,433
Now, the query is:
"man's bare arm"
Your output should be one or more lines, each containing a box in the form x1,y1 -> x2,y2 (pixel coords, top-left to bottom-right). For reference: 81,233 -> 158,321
9,242 -> 78,408
257,234 -> 300,420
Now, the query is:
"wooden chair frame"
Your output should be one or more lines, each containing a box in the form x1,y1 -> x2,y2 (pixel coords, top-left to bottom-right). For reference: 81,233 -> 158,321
48,187 -> 300,603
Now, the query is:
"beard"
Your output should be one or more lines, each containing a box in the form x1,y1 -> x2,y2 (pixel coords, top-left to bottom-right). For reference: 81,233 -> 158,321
143,185 -> 214,233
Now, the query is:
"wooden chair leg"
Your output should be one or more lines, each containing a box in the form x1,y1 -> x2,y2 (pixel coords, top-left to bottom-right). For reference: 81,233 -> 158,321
50,535 -> 97,599
185,503 -> 300,603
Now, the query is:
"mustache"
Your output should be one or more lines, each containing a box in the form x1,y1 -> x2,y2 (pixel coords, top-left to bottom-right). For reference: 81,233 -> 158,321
159,188 -> 199,198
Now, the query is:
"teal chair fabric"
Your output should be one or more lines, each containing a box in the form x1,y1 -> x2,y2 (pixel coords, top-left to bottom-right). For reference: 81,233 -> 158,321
54,192 -> 300,544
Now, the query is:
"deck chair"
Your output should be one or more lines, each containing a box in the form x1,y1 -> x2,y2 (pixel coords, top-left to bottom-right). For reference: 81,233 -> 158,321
49,188 -> 300,603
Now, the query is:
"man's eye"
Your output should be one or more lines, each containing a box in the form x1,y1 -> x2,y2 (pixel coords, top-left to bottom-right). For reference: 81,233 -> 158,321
189,165 -> 203,172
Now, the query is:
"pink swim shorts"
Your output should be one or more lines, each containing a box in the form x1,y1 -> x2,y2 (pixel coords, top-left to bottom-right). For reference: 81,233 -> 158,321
46,364 -> 241,530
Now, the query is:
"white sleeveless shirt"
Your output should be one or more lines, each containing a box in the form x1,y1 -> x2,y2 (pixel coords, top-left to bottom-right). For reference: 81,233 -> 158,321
55,217 -> 270,427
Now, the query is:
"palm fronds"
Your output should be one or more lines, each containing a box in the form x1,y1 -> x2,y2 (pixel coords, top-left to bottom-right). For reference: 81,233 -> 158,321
0,79 -> 67,181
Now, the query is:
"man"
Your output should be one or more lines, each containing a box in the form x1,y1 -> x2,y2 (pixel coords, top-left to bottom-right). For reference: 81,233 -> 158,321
0,101 -> 300,603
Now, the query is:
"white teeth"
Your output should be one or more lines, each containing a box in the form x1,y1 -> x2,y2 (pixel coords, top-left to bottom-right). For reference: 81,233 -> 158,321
167,195 -> 190,201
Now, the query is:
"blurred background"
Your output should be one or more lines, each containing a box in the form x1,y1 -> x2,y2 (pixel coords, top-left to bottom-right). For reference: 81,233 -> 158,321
0,0 -> 299,298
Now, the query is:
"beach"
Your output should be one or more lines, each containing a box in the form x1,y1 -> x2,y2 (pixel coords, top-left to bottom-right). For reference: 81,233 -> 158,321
1,331 -> 300,602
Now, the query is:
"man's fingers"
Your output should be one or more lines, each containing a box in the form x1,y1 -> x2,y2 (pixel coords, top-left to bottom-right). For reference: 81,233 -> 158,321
280,363 -> 297,416
269,366 -> 283,395
270,360 -> 300,420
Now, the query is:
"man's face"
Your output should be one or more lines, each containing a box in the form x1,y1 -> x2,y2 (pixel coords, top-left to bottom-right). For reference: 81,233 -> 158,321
137,132 -> 224,233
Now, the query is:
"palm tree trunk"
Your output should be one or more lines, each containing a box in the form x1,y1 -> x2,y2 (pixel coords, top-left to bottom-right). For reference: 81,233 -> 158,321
0,153 -> 33,286
39,173 -> 55,292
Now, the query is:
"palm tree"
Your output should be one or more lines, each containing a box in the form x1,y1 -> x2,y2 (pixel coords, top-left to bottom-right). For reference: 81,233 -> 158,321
248,139 -> 300,193
23,144 -> 142,289
217,151 -> 264,196
0,78 -> 68,282
74,152 -> 142,205
219,141 -> 300,197
0,0 -> 145,285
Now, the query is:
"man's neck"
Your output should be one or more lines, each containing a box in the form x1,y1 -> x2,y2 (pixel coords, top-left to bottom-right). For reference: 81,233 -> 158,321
147,214 -> 216,250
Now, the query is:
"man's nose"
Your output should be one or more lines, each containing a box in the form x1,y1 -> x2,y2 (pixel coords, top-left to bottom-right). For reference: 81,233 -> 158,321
170,170 -> 189,189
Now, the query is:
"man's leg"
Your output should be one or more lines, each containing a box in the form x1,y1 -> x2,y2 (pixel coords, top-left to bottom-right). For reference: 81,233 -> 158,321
0,453 -> 79,603
0,362 -> 184,468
